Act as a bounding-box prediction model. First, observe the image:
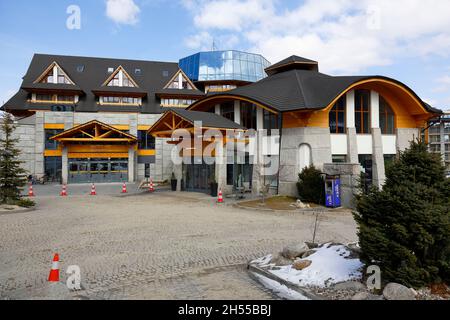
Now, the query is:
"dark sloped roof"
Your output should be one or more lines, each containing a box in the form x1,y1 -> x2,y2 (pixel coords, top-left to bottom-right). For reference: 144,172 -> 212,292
2,53 -> 182,113
169,108 -> 245,129
21,82 -> 83,93
155,88 -> 205,97
265,55 -> 319,74
91,86 -> 148,95
190,69 -> 439,114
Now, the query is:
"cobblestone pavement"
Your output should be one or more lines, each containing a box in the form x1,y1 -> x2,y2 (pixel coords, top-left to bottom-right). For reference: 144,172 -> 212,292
0,191 -> 357,299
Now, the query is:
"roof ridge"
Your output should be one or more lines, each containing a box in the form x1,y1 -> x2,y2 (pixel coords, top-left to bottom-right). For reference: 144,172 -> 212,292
33,53 -> 178,65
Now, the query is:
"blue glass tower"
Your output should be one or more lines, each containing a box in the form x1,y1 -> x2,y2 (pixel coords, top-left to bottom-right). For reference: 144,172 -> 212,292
179,50 -> 271,83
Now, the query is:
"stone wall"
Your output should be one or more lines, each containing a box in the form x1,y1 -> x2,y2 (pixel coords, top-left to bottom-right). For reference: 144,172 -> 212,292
323,163 -> 361,209
0,115 -> 37,176
278,127 -> 332,197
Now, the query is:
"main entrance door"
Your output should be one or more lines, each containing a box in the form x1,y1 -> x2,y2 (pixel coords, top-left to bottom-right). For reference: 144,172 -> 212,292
68,158 -> 128,183
183,159 -> 215,193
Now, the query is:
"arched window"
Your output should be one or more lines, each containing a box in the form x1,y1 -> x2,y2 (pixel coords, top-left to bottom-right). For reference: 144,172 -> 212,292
379,96 -> 395,134
355,89 -> 371,134
299,144 -> 311,172
329,97 -> 346,133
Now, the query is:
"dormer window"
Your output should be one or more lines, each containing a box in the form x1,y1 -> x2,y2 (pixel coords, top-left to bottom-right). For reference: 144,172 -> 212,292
164,69 -> 196,90
35,62 -> 74,85
103,66 -> 137,88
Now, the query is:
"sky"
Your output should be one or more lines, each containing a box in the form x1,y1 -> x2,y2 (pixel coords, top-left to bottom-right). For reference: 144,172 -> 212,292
1,0 -> 450,111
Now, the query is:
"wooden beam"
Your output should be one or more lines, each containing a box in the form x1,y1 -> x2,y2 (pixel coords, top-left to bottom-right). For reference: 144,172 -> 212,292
58,138 -> 134,142
94,124 -> 99,138
163,121 -> 174,130
80,130 -> 94,138
98,130 -> 115,139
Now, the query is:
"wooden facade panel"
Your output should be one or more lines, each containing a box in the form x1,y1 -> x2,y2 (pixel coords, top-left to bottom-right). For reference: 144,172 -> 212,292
68,152 -> 129,159
68,144 -> 129,153
44,123 -> 65,129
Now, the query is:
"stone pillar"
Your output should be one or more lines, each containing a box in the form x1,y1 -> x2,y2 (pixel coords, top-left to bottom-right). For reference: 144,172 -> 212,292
370,90 -> 380,129
215,104 -> 220,115
128,146 -> 135,183
234,100 -> 240,124
61,146 -> 68,184
372,128 -> 385,189
129,114 -> 138,182
174,163 -> 182,191
346,127 -> 359,164
345,91 -> 358,163
34,112 -> 45,177
256,107 -> 264,130
215,140 -> 228,193
370,91 -> 385,189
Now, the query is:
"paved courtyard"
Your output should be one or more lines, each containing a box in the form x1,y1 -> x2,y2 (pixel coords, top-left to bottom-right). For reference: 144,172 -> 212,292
1,185 -> 358,299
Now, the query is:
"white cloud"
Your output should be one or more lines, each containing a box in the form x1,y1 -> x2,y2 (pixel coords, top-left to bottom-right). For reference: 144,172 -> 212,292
183,0 -> 450,74
106,0 -> 140,25
433,75 -> 450,93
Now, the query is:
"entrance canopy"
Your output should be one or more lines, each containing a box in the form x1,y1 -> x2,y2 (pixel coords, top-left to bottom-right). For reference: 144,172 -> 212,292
50,120 -> 137,144
148,109 -> 245,138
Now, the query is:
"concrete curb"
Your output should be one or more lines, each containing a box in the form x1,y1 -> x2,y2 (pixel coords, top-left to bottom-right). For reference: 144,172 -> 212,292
247,263 -> 322,300
0,206 -> 36,216
233,203 -> 329,214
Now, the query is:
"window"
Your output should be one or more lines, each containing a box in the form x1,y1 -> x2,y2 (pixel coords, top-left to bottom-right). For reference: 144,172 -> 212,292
137,130 -> 155,149
122,76 -> 135,87
102,96 -> 140,105
379,96 -> 395,134
44,156 -> 62,182
160,98 -> 196,107
263,109 -> 279,135
332,155 -> 347,163
57,95 -> 75,102
162,70 -> 169,77
55,66 -> 72,84
76,65 -> 84,73
221,102 -> 234,121
42,69 -> 54,83
430,144 -> 441,152
329,97 -> 346,133
107,73 -> 120,87
45,129 -> 63,150
240,101 -> 257,130
355,90 -> 371,134
134,68 -> 141,75
35,94 -> 75,103
36,94 -> 53,101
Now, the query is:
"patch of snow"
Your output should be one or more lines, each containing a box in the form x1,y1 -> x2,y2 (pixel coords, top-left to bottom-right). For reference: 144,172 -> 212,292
251,254 -> 273,267
252,273 -> 310,300
269,243 -> 364,288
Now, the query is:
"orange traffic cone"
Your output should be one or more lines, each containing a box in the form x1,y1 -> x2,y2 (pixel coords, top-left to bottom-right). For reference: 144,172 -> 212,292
90,183 -> 96,196
217,189 -> 223,203
48,253 -> 60,282
121,182 -> 127,193
60,184 -> 67,196
149,179 -> 154,193
28,183 -> 35,197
